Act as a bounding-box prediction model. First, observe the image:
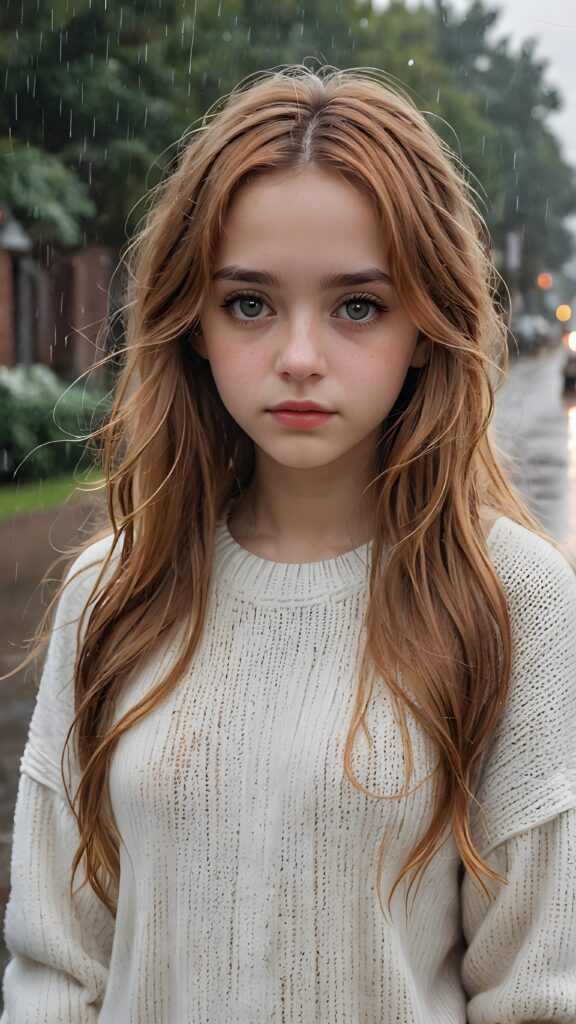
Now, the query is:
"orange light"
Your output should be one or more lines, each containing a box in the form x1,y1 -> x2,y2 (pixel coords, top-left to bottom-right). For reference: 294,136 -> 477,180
556,304 -> 572,323
536,272 -> 553,289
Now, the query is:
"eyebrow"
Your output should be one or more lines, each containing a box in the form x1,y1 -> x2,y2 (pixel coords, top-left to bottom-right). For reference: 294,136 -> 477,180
212,265 -> 394,289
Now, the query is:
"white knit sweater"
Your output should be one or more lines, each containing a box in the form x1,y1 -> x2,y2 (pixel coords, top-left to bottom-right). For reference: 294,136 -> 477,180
2,514 -> 575,1023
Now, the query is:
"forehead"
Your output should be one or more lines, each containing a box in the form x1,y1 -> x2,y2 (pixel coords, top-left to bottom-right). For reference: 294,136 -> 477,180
216,166 -> 386,269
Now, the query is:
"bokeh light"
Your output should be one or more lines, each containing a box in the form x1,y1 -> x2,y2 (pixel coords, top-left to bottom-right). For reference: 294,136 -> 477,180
536,272 -> 553,289
556,304 -> 572,323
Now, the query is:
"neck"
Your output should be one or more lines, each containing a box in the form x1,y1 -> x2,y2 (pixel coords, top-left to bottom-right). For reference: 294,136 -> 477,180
227,450 -> 378,561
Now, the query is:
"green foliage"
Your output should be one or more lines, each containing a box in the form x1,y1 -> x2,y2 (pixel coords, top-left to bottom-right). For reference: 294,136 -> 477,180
0,365 -> 109,482
0,140 -> 96,248
0,0 -> 182,249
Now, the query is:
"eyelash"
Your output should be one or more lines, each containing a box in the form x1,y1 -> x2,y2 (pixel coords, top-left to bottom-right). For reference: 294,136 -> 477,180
219,290 -> 389,330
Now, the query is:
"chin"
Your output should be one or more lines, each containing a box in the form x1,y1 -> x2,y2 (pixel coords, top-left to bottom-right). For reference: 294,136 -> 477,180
263,447 -> 347,471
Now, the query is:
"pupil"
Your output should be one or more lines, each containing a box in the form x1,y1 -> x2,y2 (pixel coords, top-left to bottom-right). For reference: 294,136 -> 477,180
240,297 -> 261,317
349,300 -> 368,320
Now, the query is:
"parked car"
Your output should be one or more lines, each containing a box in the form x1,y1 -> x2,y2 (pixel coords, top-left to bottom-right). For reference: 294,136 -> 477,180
508,314 -> 556,354
562,331 -> 576,391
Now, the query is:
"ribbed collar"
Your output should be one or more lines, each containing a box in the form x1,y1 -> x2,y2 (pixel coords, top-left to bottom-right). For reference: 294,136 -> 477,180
212,510 -> 508,606
212,512 -> 372,605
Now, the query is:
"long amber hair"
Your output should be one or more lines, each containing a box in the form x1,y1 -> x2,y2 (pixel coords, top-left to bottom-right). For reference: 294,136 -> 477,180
44,65 -> 555,917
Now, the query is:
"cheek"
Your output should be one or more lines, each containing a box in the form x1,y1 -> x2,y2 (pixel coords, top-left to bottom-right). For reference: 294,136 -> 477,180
208,345 -> 263,410
349,347 -> 415,405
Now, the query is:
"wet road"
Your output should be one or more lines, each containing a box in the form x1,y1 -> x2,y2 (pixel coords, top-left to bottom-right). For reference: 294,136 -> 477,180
492,343 -> 576,552
0,342 -> 575,998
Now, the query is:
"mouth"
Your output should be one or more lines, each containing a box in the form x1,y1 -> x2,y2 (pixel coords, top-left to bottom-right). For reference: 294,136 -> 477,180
268,408 -> 335,429
268,403 -> 333,414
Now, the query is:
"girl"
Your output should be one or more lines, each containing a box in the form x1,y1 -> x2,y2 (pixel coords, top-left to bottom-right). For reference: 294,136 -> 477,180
2,65 -> 575,1023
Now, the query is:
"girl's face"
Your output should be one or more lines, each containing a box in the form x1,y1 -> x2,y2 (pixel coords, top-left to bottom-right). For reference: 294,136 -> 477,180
196,166 -> 427,476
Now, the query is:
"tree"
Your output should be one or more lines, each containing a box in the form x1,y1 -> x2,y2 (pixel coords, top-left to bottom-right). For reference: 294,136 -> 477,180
1,0 -> 189,251
432,0 -> 576,296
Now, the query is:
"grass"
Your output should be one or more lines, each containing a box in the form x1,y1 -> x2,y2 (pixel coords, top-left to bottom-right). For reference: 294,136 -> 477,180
0,468 -> 103,520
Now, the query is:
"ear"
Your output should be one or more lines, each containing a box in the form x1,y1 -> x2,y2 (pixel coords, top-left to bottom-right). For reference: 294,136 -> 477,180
189,321 -> 208,360
410,334 -> 431,369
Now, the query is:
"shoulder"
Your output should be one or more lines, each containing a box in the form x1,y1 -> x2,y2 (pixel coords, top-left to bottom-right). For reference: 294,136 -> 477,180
65,532 -> 117,583
486,516 -> 575,622
52,533 -> 118,635
24,534 -> 119,777
472,517 -> 576,853
485,515 -> 575,678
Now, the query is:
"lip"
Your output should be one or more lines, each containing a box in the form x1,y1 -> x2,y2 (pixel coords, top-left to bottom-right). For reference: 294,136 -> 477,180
268,401 -> 333,413
269,409 -> 335,430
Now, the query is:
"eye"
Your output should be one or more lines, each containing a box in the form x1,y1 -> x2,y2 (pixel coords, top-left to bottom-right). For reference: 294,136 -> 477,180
335,294 -> 389,324
220,291 -> 272,324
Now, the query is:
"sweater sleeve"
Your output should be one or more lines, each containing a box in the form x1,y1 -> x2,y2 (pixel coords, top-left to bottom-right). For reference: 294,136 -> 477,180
461,521 -> 576,1023
1,537 -> 117,1024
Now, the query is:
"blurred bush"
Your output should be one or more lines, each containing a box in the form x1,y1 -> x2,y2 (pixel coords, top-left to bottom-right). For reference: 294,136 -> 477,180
0,365 -> 109,482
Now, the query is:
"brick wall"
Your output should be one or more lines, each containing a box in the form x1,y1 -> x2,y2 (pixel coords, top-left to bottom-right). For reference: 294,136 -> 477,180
0,251 -> 14,367
69,246 -> 115,381
0,245 -> 116,381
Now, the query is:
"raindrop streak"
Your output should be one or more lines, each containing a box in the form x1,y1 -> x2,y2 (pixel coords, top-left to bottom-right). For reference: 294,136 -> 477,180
188,0 -> 198,74
545,198 -> 549,224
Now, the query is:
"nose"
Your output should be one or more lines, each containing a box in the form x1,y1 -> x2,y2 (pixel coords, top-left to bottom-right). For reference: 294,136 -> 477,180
274,314 -> 328,381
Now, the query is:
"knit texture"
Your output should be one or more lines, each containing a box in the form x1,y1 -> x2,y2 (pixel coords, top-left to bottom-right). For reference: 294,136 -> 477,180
2,515 -> 575,1023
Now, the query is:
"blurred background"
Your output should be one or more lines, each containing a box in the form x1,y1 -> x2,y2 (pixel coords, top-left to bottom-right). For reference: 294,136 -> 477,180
1,0 -> 576,997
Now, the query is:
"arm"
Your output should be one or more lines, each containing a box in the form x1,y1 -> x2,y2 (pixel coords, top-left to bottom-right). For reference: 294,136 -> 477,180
461,523 -> 576,1022
462,810 -> 576,1024
1,537 -> 117,1023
